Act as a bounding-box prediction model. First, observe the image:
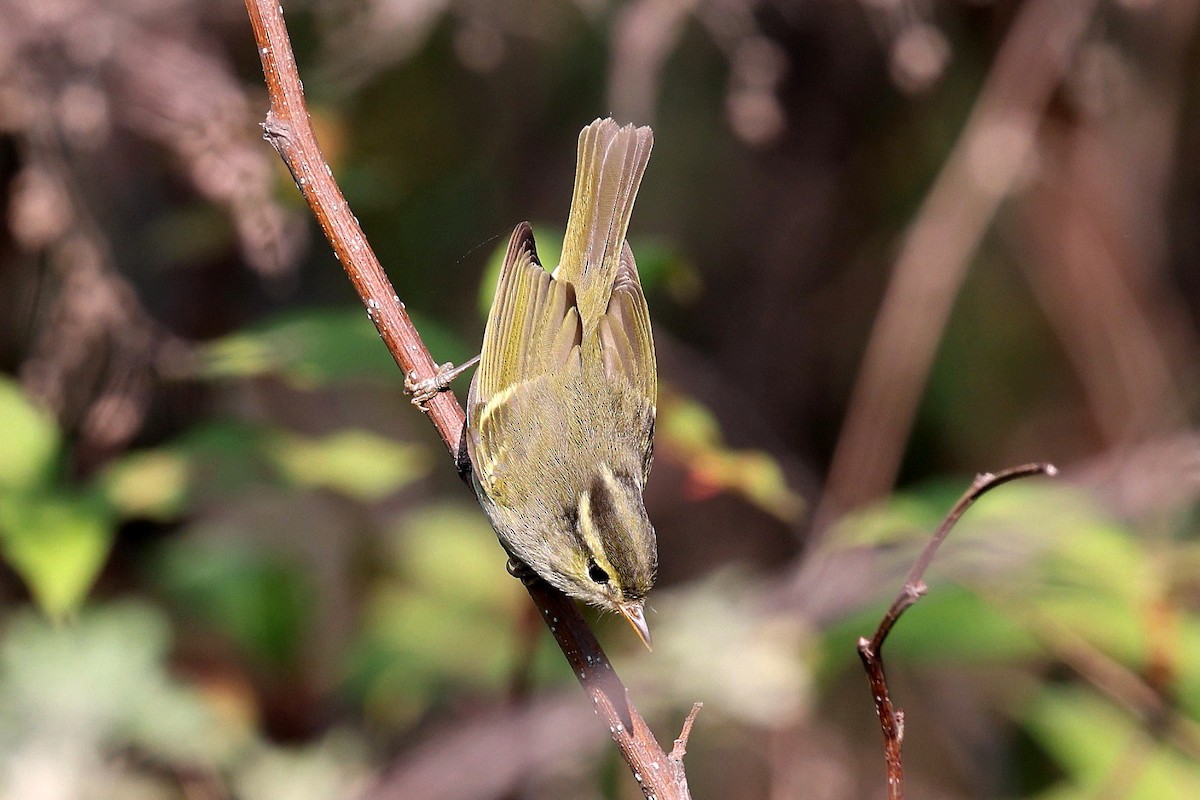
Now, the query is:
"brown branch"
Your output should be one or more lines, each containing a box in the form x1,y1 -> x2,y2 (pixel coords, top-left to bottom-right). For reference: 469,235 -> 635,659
671,703 -> 704,762
243,2 -> 695,797
816,0 -> 1099,528
527,582 -> 693,796
244,0 -> 464,454
857,462 -> 1057,800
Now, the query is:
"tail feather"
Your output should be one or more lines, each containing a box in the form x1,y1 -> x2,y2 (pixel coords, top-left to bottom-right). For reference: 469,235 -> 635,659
557,119 -> 653,329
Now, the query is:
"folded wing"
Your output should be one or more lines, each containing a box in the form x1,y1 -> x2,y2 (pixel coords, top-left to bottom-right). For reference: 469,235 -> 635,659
469,223 -> 582,503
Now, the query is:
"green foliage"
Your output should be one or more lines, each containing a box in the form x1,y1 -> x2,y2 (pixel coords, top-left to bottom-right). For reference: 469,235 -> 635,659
818,584 -> 1038,677
268,428 -> 430,501
196,307 -> 468,388
0,489 -> 113,621
1024,686 -> 1200,799
152,538 -> 315,668
0,602 -> 244,768
98,421 -> 432,512
821,479 -> 1200,795
0,378 -> 60,491
0,378 -> 115,620
346,502 -> 535,726
99,449 -> 191,520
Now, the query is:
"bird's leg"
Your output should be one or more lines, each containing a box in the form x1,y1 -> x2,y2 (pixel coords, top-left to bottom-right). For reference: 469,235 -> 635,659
405,355 -> 480,408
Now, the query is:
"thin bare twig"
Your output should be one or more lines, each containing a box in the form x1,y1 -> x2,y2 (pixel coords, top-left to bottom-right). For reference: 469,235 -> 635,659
857,462 -> 1057,800
671,703 -> 704,762
243,2 -> 696,796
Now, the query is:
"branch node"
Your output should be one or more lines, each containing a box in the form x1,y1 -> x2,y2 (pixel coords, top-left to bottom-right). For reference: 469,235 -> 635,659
856,636 -> 874,660
261,111 -> 291,145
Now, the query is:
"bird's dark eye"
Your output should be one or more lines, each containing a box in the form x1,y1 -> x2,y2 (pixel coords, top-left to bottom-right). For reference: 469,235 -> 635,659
587,558 -> 610,584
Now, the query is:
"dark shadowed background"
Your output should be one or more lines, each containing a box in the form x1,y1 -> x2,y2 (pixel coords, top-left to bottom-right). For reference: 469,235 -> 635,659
1,0 -> 1199,798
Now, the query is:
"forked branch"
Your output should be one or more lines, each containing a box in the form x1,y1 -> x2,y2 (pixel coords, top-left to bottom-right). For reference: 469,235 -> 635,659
857,462 -> 1057,800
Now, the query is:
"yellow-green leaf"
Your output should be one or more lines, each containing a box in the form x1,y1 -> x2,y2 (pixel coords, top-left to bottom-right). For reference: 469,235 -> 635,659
0,378 -> 60,491
99,450 -> 190,520
0,491 -> 114,619
269,429 -> 430,501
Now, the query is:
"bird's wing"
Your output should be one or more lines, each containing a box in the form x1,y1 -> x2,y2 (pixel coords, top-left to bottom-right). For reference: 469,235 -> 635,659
598,242 -> 657,480
468,222 -> 582,504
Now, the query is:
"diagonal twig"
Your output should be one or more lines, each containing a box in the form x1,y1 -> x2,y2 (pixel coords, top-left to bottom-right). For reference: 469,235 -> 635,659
857,462 -> 1057,800
243,2 -> 696,797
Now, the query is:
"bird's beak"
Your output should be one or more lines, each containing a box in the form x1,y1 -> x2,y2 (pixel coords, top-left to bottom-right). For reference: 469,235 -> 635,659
618,600 -> 653,651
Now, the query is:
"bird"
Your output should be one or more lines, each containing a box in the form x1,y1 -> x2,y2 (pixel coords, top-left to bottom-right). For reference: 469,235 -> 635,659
465,118 -> 658,648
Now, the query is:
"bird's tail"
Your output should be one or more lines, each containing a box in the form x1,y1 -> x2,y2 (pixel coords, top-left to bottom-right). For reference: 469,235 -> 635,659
555,118 -> 653,330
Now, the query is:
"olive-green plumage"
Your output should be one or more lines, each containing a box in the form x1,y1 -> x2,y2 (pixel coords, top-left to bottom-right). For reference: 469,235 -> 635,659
466,118 -> 657,647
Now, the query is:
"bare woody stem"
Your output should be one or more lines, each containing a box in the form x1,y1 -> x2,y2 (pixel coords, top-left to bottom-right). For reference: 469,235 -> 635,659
857,462 -> 1058,800
244,1 -> 464,453
243,2 -> 695,797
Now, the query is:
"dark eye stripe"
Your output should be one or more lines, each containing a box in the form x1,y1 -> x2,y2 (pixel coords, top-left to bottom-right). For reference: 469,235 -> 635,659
587,474 -> 620,527
561,502 -> 588,552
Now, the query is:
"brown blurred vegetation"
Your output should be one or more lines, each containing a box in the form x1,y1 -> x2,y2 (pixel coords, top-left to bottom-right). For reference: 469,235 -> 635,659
1,0 -> 1199,798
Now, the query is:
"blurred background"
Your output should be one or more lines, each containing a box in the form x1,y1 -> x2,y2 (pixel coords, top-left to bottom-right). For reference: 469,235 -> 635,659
1,0 -> 1198,797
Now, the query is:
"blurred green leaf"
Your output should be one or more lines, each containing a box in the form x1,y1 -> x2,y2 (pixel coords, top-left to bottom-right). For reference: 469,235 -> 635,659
347,503 -> 530,726
1173,615 -> 1200,721
394,505 -> 517,603
821,584 -> 1039,676
658,389 -> 804,522
0,377 -> 60,492
100,422 -> 432,523
132,422 -> 276,509
0,602 -> 244,768
824,494 -> 942,549
195,308 -> 466,388
991,499 -> 1150,668
625,237 -> 702,303
1023,685 -> 1200,799
152,538 -> 313,667
196,308 -> 394,386
269,429 -> 430,501
0,490 -> 113,620
99,450 -> 190,520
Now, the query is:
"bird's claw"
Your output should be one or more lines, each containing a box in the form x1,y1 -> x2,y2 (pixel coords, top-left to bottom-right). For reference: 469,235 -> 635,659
404,356 -> 480,409
506,557 -> 539,586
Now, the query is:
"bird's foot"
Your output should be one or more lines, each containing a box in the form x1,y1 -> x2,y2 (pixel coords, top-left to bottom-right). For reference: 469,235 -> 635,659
404,355 -> 480,408
506,557 -> 540,587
